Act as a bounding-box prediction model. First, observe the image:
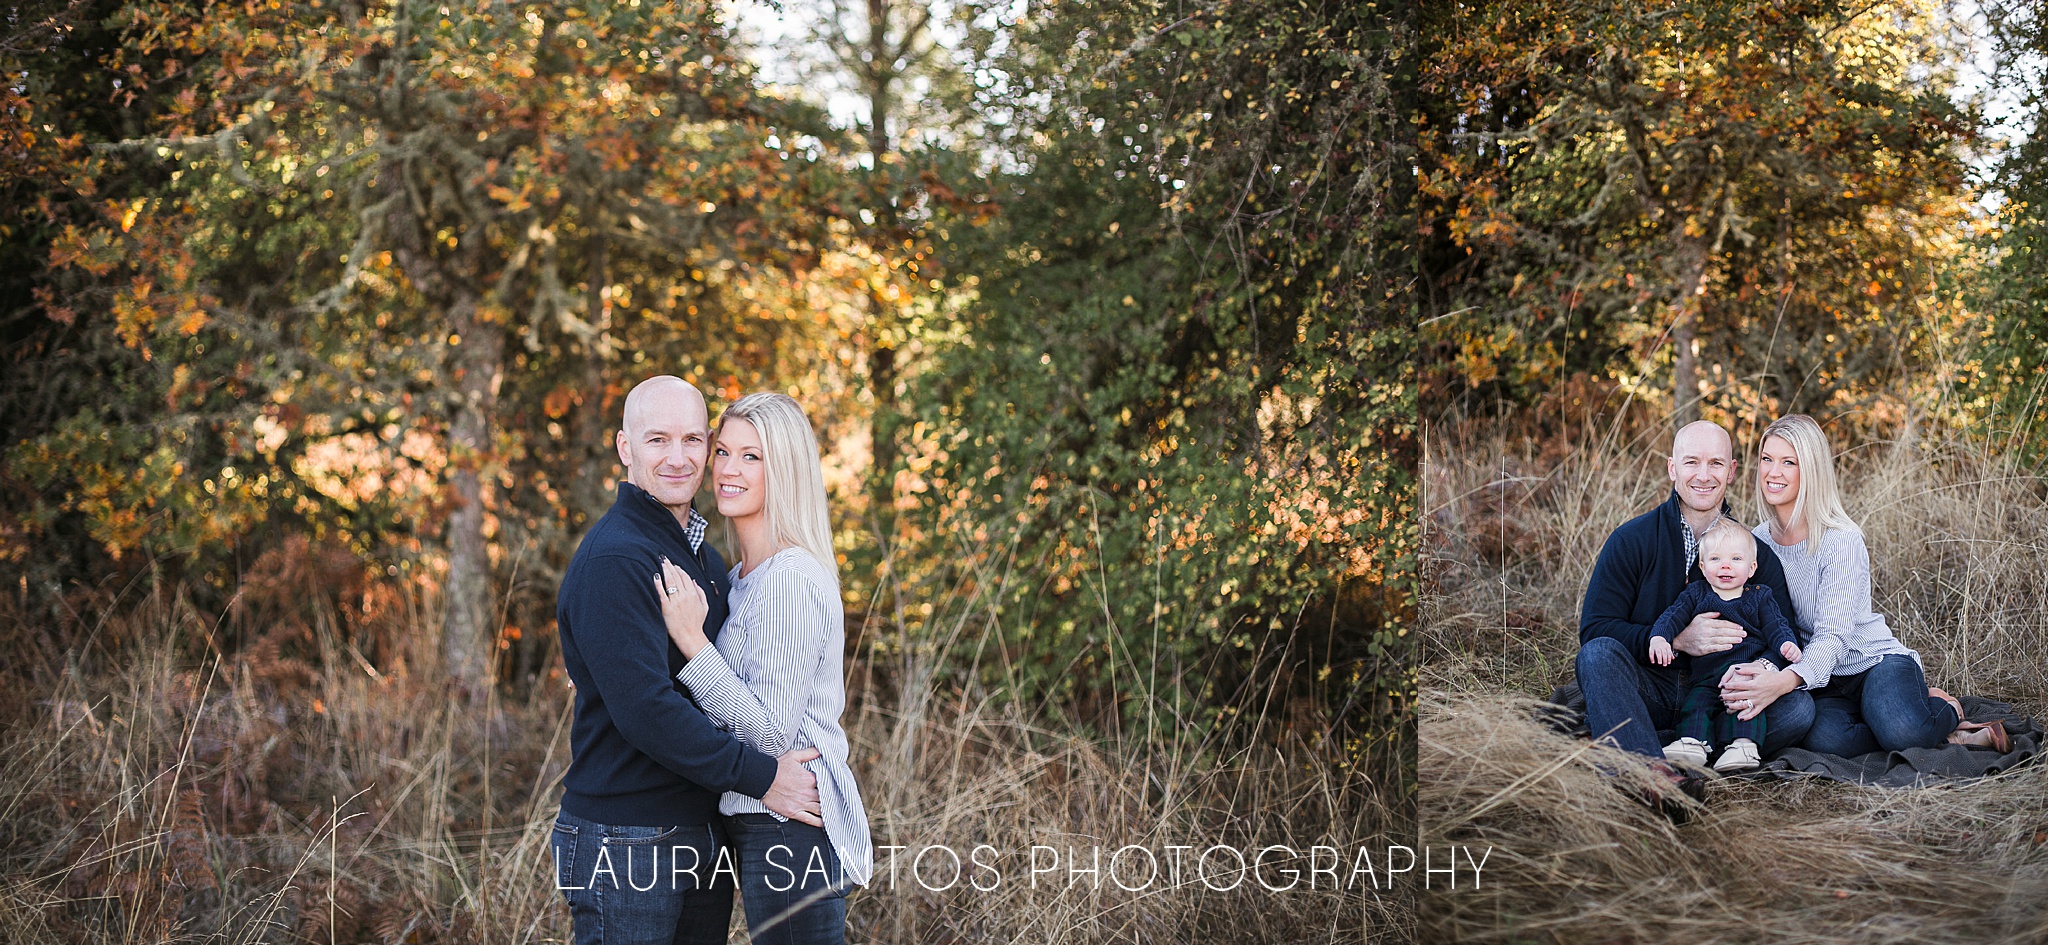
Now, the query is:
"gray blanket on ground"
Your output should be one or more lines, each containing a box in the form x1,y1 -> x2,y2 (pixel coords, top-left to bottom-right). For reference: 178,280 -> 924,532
1541,686 -> 2041,787
1756,696 -> 2041,786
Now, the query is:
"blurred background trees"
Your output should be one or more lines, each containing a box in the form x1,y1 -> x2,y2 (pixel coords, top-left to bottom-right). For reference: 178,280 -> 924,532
902,0 -> 1412,739
1420,0 -> 1982,442
1973,0 -> 2048,460
1,0 -> 1409,744
7,0 -> 856,697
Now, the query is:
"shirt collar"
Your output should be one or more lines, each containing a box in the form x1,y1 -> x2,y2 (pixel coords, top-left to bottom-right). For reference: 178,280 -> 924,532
619,480 -> 707,554
1680,513 -> 1699,576
681,508 -> 707,554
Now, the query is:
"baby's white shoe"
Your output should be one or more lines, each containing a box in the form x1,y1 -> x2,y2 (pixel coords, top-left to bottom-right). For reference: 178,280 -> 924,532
1712,738 -> 1761,774
1662,737 -> 1711,767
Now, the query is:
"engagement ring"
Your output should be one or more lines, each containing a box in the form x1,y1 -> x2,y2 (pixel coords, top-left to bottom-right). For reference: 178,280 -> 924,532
666,586 -> 680,594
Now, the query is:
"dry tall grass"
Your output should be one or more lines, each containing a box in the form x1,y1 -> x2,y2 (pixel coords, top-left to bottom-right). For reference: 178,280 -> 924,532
0,576 -> 1399,943
1421,417 -> 2048,943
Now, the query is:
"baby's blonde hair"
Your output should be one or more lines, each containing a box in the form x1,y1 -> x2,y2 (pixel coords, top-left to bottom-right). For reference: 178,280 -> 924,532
1698,516 -> 1756,558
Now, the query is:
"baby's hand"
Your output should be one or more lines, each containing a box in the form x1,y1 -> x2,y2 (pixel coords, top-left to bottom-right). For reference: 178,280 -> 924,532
1780,641 -> 1802,663
1648,637 -> 1673,666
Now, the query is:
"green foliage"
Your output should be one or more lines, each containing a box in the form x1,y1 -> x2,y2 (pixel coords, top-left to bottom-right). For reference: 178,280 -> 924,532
1970,4 -> 2048,457
905,0 -> 1415,736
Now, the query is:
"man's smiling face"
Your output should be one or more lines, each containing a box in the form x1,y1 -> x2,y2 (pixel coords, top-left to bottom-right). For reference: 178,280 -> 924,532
1667,420 -> 1736,516
616,377 -> 711,514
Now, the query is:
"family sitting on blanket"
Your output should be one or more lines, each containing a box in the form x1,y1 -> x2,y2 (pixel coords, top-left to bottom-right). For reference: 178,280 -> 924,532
1576,414 -> 2009,810
1645,518 -> 1803,774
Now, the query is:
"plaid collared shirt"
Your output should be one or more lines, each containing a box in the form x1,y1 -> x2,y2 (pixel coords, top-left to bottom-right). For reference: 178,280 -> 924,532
634,486 -> 708,554
1681,510 -> 1739,577
682,508 -> 707,554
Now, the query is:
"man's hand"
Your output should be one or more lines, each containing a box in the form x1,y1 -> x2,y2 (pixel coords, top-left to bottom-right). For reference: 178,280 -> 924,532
762,747 -> 824,827
1672,611 -> 1744,657
1719,660 -> 1798,721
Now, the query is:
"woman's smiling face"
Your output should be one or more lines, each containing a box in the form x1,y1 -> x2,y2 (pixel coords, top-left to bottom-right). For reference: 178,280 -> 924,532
1757,434 -> 1800,511
712,417 -> 768,522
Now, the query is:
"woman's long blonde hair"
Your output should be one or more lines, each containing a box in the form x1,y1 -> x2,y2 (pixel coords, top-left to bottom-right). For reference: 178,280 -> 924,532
717,392 -> 838,583
1755,413 -> 1859,550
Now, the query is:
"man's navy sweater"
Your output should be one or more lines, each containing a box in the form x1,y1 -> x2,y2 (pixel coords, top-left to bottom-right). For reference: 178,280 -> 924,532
1579,490 -> 1805,670
557,481 -> 777,826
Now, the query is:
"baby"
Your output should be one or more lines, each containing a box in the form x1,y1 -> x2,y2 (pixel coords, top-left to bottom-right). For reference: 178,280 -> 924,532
1647,517 -> 1803,773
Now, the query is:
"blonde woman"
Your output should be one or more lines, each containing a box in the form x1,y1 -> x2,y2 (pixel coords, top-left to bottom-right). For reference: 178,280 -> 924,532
653,392 -> 871,945
1718,414 -> 2008,754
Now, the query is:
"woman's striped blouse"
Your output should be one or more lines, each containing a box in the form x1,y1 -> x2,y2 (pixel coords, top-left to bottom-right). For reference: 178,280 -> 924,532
673,547 -> 873,886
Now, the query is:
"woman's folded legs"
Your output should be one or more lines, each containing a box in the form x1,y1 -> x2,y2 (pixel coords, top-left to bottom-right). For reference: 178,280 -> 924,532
1803,654 -> 1957,755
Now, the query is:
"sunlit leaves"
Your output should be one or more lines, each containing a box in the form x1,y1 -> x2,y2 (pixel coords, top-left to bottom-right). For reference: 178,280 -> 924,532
1421,0 -> 1976,430
10,0 -> 862,631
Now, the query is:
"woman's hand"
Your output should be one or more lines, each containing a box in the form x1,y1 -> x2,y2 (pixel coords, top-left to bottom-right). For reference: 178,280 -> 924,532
1719,660 -> 1800,721
654,557 -> 710,659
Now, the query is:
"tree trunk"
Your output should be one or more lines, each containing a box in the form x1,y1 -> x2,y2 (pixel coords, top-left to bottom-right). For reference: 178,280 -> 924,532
867,291 -> 897,541
571,348 -> 614,526
571,226 -> 615,527
1673,319 -> 1698,425
864,0 -> 893,158
442,282 -> 505,699
862,0 -> 899,543
1671,238 -> 1709,426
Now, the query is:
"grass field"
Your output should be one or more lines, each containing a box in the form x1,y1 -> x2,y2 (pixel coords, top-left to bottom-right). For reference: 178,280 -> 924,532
0,575 -> 1400,944
1421,415 -> 2048,943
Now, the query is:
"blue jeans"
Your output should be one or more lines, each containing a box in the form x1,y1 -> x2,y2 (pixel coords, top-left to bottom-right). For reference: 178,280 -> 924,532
727,813 -> 850,945
551,808 -> 734,945
1575,636 -> 1815,759
1802,653 -> 1958,755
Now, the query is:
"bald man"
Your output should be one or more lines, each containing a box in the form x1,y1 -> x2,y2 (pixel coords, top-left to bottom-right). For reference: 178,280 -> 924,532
1575,421 -> 1815,800
551,376 -> 822,944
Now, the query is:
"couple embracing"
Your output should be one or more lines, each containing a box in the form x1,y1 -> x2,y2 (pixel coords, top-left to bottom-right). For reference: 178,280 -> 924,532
1577,415 -> 2008,807
551,375 -> 869,944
